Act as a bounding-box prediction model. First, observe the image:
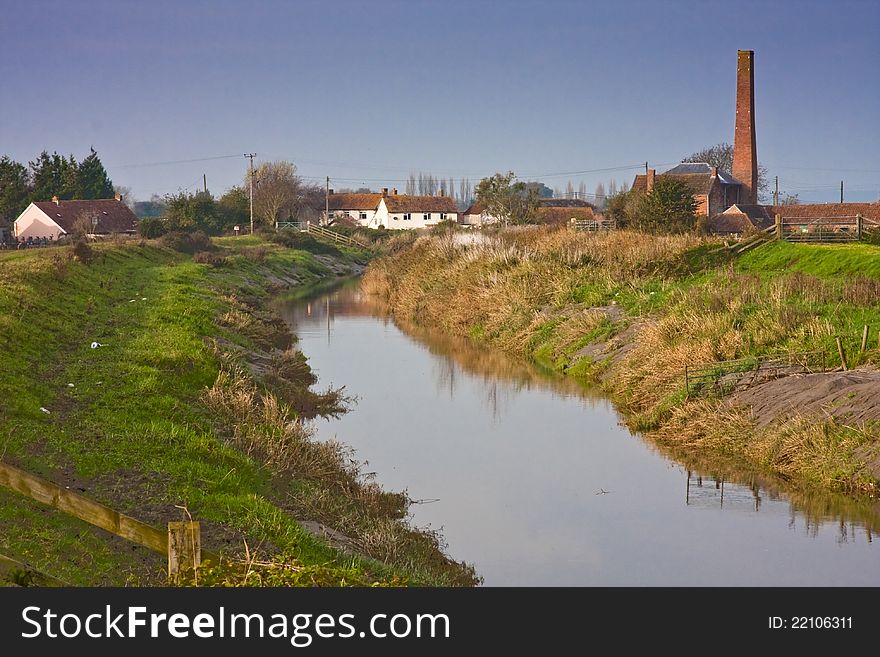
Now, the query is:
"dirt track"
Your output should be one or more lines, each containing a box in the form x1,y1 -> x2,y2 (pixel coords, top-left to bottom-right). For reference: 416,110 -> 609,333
728,365 -> 880,427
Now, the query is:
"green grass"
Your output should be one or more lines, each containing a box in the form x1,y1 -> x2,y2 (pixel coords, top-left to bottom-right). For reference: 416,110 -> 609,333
0,238 -> 474,586
738,240 -> 880,277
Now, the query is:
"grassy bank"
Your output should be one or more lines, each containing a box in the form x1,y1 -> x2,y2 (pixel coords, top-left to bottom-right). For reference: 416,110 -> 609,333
0,236 -> 477,586
363,228 -> 880,495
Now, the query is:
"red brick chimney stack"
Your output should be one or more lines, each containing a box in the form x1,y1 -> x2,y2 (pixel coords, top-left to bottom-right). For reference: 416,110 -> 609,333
646,168 -> 656,192
733,49 -> 757,204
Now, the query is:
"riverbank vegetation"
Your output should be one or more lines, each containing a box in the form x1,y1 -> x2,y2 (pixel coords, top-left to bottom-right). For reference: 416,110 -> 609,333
0,236 -> 478,586
363,227 -> 880,495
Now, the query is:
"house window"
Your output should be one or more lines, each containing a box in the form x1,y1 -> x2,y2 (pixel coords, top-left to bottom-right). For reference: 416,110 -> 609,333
440,213 -> 446,220
424,213 -> 430,221
403,213 -> 411,221
359,212 -> 367,220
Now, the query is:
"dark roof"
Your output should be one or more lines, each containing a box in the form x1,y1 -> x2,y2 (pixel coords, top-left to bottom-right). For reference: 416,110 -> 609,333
383,195 -> 458,213
463,202 -> 483,216
633,164 -> 740,195
537,206 -> 594,223
539,198 -> 595,209
707,204 -> 774,233
774,203 -> 880,223
327,193 -> 382,211
32,199 -> 139,234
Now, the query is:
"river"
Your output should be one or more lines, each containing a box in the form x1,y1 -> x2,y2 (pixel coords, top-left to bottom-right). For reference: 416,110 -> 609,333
276,280 -> 879,586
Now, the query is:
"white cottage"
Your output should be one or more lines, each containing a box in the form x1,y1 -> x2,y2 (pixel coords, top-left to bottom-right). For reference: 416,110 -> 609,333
14,195 -> 139,241
325,191 -> 383,227
374,192 -> 458,230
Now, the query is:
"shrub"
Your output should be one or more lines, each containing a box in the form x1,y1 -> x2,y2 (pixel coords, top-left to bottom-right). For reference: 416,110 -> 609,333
192,251 -> 228,266
139,217 -> 167,239
241,245 -> 268,262
159,230 -> 214,254
268,230 -> 342,256
71,239 -> 94,264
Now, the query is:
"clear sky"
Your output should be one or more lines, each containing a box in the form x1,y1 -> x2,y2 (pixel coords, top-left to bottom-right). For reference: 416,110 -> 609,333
1,0 -> 878,203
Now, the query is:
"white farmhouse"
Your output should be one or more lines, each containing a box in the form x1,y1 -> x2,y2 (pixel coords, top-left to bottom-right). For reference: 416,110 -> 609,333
374,192 -> 458,230
14,195 -> 139,241
325,191 -> 383,227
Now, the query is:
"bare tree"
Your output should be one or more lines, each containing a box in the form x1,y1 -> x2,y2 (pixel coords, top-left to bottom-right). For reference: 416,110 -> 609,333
250,161 -> 302,226
565,181 -> 574,198
577,181 -> 587,200
594,182 -> 606,208
458,178 -> 472,207
72,209 -> 101,237
406,174 -> 417,195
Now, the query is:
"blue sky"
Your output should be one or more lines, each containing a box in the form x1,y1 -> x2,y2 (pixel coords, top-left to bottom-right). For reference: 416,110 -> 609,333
1,0 -> 878,202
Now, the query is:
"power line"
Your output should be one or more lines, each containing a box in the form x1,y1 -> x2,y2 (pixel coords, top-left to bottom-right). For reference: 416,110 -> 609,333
114,154 -> 244,169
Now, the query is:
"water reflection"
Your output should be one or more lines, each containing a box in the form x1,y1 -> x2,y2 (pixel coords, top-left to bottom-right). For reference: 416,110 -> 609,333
277,280 -> 879,585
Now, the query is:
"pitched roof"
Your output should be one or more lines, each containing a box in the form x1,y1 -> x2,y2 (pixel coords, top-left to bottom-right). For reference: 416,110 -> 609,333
383,195 -> 458,214
537,206 -> 594,223
707,204 -> 775,233
464,198 -> 594,216
633,164 -> 740,195
31,199 -> 139,234
773,203 -> 880,223
327,193 -> 382,211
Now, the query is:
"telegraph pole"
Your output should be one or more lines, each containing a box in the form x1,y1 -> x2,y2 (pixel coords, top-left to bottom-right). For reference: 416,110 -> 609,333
840,180 -> 844,204
244,153 -> 256,234
325,176 -> 330,226
774,176 -> 779,207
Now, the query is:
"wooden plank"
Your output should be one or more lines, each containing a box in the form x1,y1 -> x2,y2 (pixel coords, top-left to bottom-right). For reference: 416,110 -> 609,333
0,460 -> 167,554
168,521 -> 201,578
0,552 -> 64,587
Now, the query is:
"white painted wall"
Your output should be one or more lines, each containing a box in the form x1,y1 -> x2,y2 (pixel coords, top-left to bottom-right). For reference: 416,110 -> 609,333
13,204 -> 66,240
374,199 -> 458,230
326,209 -> 379,227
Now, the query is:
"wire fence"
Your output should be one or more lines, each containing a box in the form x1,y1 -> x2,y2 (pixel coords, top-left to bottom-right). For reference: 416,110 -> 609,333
685,350 -> 827,396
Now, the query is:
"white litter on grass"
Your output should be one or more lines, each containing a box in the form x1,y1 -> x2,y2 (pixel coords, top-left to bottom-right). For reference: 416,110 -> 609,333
39,407 -> 50,414
141,297 -> 147,301
67,383 -> 74,388
129,299 -> 136,303
96,381 -> 103,385
91,341 -> 105,349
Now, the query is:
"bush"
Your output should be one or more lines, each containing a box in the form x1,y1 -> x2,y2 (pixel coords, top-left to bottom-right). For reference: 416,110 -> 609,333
139,217 -> 167,239
241,246 -> 268,262
159,230 -> 214,254
192,251 -> 228,266
268,230 -> 342,256
71,239 -> 94,264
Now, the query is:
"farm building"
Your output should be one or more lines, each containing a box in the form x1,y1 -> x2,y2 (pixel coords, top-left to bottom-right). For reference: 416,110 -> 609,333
14,195 -> 139,241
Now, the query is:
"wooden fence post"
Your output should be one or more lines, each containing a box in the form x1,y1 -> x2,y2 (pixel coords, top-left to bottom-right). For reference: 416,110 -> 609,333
857,214 -> 863,241
861,325 -> 869,353
168,521 -> 201,580
775,214 -> 782,240
835,337 -> 848,371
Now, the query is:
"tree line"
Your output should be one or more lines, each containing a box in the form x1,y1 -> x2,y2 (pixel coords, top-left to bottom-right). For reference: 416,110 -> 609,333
0,148 -> 116,223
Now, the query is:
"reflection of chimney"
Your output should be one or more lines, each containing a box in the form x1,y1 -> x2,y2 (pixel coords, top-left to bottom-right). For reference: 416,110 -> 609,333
52,195 -> 59,205
733,49 -> 757,204
381,188 -> 388,197
392,188 -> 398,195
646,168 -> 656,192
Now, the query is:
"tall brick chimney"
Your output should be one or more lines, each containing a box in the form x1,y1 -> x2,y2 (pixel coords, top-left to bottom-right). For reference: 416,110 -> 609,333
646,168 -> 656,192
733,49 -> 757,204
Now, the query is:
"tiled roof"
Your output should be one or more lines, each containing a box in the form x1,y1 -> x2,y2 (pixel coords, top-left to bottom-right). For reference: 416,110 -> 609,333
537,206 -> 594,223
774,203 -> 880,223
464,198 -> 593,216
32,199 -> 139,234
327,193 -> 382,211
383,195 -> 458,213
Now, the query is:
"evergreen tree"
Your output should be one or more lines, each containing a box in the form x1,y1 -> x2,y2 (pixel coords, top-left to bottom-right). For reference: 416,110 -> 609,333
77,147 -> 114,199
29,151 -> 78,201
0,156 -> 30,221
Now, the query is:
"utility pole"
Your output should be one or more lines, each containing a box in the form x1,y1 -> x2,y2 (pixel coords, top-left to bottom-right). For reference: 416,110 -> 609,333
325,176 -> 330,226
645,161 -> 648,175
840,180 -> 844,204
203,174 -> 207,194
774,176 -> 779,207
244,153 -> 256,234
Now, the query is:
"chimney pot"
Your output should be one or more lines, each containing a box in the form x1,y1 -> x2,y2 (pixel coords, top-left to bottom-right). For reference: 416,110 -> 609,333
328,188 -> 334,195
114,192 -> 122,201
392,188 -> 398,195
646,169 -> 656,192
52,195 -> 59,205
381,188 -> 388,197
439,188 -> 444,197
711,166 -> 718,178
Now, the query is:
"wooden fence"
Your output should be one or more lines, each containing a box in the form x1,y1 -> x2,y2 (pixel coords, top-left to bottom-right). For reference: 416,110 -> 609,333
775,213 -> 875,243
570,217 -> 616,232
0,460 -> 208,580
685,350 -> 826,396
276,220 -> 371,249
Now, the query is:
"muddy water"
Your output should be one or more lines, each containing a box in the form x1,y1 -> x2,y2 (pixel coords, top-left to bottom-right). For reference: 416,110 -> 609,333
277,281 -> 879,586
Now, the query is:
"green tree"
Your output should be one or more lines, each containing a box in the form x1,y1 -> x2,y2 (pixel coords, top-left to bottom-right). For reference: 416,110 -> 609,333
29,151 -> 78,201
474,171 -> 539,226
632,177 -> 697,233
164,191 -> 226,234
77,147 -> 114,199
218,185 -> 249,227
0,156 -> 30,222
604,189 -> 643,228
